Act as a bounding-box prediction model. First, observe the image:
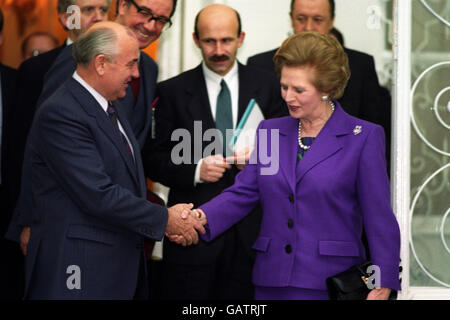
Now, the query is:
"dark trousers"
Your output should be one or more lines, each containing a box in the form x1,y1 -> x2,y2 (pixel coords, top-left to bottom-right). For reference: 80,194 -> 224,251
158,230 -> 255,300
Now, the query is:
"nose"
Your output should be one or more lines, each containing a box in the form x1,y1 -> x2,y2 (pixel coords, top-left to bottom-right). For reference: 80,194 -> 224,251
143,19 -> 158,31
132,63 -> 140,79
215,42 -> 224,55
282,87 -> 295,103
305,18 -> 314,31
93,9 -> 106,22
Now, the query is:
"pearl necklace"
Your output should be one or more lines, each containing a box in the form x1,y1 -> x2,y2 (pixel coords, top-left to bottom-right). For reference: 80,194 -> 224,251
298,100 -> 335,150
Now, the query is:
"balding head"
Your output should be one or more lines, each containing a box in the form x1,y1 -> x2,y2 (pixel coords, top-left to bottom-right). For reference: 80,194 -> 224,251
194,4 -> 241,39
193,4 -> 245,76
73,21 -> 140,101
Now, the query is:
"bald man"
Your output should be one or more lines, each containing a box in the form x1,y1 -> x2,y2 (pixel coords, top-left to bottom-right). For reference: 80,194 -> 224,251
143,4 -> 286,300
22,22 -> 204,299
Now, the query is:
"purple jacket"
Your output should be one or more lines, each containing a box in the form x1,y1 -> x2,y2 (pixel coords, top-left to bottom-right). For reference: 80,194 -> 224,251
200,102 -> 401,291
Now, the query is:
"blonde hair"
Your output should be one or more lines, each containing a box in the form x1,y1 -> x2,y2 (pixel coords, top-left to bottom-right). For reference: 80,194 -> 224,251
274,31 -> 350,99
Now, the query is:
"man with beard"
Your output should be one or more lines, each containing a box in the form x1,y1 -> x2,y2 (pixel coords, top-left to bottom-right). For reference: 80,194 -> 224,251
142,4 -> 286,300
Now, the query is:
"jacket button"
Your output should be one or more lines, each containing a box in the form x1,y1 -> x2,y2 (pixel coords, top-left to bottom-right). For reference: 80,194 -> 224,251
289,194 -> 294,203
285,244 -> 292,254
287,219 -> 294,229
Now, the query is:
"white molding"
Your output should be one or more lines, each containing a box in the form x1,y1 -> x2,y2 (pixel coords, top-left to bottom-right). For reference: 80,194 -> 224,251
406,287 -> 450,300
391,0 -> 412,301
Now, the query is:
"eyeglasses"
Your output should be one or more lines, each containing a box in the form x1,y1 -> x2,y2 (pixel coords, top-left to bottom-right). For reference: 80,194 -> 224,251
128,0 -> 172,31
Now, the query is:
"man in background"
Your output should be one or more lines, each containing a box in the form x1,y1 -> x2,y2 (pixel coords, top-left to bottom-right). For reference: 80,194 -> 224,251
143,4 -> 286,300
247,0 -> 386,131
21,32 -> 59,61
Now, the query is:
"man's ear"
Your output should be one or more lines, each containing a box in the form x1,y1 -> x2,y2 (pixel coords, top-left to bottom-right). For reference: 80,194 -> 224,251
192,32 -> 200,49
94,55 -> 108,76
58,12 -> 69,30
237,31 -> 245,48
117,0 -> 128,16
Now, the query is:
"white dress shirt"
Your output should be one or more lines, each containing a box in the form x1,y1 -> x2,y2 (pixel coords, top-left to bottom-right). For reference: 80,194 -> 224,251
72,72 -> 134,159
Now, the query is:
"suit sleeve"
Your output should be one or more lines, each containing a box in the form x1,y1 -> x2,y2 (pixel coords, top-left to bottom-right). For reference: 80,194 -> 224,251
33,102 -> 168,240
199,122 -> 266,241
36,46 -> 75,108
356,125 -> 401,290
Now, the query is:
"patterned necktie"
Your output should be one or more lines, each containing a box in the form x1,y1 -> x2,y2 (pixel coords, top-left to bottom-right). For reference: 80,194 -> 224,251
106,103 -> 134,162
215,79 -> 233,155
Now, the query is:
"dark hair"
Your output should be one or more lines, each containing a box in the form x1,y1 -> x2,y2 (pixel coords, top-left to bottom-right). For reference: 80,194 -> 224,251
21,32 -> 59,57
274,31 -> 350,100
117,0 -> 178,17
329,27 -> 344,46
0,7 -> 4,33
290,0 -> 335,18
194,7 -> 242,39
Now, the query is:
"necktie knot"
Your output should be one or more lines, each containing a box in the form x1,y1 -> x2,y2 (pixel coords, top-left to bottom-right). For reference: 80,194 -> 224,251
107,102 -> 118,124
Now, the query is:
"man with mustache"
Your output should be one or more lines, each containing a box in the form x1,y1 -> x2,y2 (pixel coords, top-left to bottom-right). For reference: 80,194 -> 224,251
142,4 -> 286,300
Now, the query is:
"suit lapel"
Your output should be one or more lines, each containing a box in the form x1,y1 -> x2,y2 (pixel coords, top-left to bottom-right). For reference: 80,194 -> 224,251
295,103 -> 350,184
67,79 -> 140,189
185,65 -> 216,130
237,63 -> 259,123
278,117 -> 298,193
115,101 -> 146,195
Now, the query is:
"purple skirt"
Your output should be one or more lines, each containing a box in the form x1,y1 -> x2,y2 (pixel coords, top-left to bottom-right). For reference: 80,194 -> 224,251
255,286 -> 329,300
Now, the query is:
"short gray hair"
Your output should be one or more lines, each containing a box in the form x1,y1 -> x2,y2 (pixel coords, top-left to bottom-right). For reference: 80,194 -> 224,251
58,0 -> 112,14
72,27 -> 119,67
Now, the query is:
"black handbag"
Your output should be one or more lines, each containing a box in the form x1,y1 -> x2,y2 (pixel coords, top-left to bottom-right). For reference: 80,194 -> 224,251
326,261 -> 373,300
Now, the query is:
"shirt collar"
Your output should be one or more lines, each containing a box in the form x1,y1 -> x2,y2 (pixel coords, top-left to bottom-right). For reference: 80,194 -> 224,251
72,71 -> 109,113
202,60 -> 239,85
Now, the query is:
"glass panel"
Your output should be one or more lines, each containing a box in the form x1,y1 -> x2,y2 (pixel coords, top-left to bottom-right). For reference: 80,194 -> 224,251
409,0 -> 450,287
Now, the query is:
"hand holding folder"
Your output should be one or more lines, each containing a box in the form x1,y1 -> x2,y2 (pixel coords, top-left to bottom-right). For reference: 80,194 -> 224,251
229,98 -> 264,154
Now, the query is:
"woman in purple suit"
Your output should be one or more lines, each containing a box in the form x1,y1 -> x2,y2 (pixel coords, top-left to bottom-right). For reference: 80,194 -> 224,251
192,32 -> 401,300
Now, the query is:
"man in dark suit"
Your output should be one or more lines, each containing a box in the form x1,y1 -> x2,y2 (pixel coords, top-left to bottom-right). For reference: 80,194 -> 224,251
7,0 -> 178,255
8,0 -> 111,251
247,0 -> 384,128
23,21 -> 204,299
0,7 -> 22,299
143,4 -> 287,300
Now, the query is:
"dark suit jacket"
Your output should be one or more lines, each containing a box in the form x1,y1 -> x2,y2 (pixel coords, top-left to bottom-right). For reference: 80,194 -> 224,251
247,47 -> 384,127
143,63 -> 287,265
24,77 -> 168,299
7,45 -> 66,216
0,63 -> 18,234
6,46 -> 158,242
38,44 -> 156,148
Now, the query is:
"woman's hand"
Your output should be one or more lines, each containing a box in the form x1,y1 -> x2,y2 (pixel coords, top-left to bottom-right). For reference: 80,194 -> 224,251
366,287 -> 391,300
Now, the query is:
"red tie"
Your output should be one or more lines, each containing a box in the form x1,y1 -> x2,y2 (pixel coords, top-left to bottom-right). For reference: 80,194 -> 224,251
130,77 -> 140,105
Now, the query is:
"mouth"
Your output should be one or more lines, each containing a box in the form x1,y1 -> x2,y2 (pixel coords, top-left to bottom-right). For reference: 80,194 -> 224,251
210,55 -> 229,63
288,104 -> 301,112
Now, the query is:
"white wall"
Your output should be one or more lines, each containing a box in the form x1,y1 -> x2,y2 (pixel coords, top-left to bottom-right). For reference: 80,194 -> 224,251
157,0 -> 393,83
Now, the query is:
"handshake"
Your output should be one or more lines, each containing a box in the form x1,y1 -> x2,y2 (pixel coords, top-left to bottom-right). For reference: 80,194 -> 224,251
165,203 -> 207,246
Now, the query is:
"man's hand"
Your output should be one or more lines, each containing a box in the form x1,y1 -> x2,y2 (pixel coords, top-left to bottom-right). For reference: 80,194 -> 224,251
366,287 -> 391,300
200,155 -> 231,182
20,227 -> 31,256
165,203 -> 206,246
225,146 -> 253,170
167,208 -> 208,245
